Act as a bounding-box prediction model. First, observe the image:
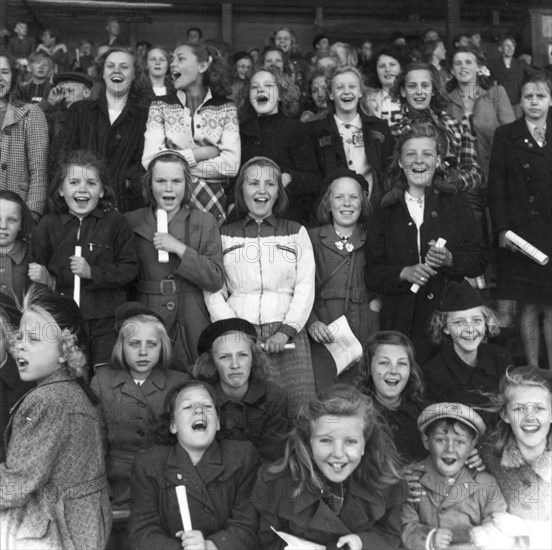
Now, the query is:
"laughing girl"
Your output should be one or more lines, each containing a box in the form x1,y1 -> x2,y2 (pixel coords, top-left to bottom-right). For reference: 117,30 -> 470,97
425,279 -> 511,406
29,150 -> 138,368
364,122 -> 486,363
128,381 -> 259,550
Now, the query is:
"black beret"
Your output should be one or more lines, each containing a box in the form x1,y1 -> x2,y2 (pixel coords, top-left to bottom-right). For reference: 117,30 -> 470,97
441,280 -> 484,312
197,318 -> 257,355
322,169 -> 370,194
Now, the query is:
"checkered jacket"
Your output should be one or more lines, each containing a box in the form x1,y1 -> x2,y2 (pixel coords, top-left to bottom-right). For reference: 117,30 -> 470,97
391,109 -> 483,193
0,103 -> 48,216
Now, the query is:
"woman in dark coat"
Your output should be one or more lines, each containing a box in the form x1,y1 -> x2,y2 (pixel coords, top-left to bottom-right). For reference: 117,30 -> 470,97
487,72 -> 552,369
52,48 -> 149,212
364,122 -> 486,363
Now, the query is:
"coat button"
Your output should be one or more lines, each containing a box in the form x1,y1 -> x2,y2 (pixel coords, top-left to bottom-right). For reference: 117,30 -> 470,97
1,163 -> 7,170
348,160 -> 353,165
431,211 -> 437,218
254,140 -> 260,146
433,188 -> 440,195
528,195 -> 535,203
408,222 -> 413,226
427,293 -> 434,300
165,301 -> 176,311
196,124 -> 201,129
177,473 -> 182,480
523,163 -> 530,169
0,268 -> 4,273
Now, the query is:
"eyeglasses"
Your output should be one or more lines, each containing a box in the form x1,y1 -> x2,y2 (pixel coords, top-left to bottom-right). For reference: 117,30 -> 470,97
404,82 -> 433,93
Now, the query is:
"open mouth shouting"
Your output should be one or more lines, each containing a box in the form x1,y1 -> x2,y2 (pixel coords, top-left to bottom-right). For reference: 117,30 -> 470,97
192,418 -> 208,431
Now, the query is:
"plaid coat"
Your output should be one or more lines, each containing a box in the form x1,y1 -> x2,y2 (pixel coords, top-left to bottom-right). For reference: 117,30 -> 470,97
0,369 -> 112,550
0,103 -> 48,216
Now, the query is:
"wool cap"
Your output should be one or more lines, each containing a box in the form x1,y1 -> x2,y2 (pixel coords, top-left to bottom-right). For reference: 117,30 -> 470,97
322,168 -> 369,194
418,402 -> 486,438
53,71 -> 94,88
441,280 -> 484,312
197,318 -> 257,355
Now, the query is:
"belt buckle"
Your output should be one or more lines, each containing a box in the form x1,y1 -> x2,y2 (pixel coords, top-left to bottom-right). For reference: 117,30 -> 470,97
160,279 -> 176,295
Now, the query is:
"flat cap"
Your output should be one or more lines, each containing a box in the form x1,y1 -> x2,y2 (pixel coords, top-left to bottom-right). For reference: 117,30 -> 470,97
418,402 -> 486,438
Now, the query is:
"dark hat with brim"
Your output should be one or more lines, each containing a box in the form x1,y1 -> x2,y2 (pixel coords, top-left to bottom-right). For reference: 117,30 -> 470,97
418,402 -> 486,438
441,280 -> 484,312
53,71 -> 94,88
115,302 -> 165,330
197,318 -> 257,355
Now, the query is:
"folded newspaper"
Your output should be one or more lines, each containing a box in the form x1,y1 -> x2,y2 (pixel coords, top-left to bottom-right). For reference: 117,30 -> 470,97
271,527 -> 325,549
322,315 -> 363,375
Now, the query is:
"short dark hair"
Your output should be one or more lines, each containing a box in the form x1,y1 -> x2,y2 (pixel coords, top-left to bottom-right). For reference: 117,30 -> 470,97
187,27 -> 203,39
521,70 -> 552,96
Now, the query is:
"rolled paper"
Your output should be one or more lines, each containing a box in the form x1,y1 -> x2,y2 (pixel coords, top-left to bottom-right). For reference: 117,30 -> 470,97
175,485 -> 192,532
73,246 -> 82,306
475,275 -> 486,289
505,231 -> 549,266
75,48 -> 80,62
157,209 -> 169,263
411,238 -> 447,293
259,343 -> 296,350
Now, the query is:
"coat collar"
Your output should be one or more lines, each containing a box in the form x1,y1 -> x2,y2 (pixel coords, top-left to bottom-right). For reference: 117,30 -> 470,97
509,117 -> 549,154
286,474 -> 381,534
3,239 -> 27,265
129,206 -> 191,242
164,440 -> 227,513
112,367 -> 168,401
501,436 -> 552,482
2,103 -> 31,129
240,213 -> 278,229
417,456 -> 483,505
440,342 -> 498,386
317,224 -> 366,254
380,180 -> 456,208
60,206 -> 104,226
215,377 -> 268,407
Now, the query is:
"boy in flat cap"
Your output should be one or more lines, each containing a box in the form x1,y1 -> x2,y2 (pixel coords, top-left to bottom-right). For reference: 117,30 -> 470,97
401,403 -> 513,550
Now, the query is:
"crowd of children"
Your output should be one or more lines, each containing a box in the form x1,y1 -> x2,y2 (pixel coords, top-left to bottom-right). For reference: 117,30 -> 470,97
0,17 -> 551,550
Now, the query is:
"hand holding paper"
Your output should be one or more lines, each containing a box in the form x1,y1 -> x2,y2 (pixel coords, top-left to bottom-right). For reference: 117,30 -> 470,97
270,527 -> 325,549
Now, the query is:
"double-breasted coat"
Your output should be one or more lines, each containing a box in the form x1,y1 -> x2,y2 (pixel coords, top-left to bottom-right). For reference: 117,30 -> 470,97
126,206 -> 223,369
487,118 -> 552,303
364,181 -> 486,362
233,466 -> 402,549
0,369 -> 111,550
307,113 -> 394,202
128,439 -> 259,550
90,366 -> 189,508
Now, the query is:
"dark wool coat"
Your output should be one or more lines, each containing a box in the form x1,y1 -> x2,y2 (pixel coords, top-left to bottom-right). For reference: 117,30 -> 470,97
51,92 -> 149,212
306,112 -> 394,203
30,207 -> 138,321
128,440 -> 259,550
125,206 -> 223,370
239,112 -> 320,226
487,118 -> 552,303
487,57 -> 535,107
232,466 -> 402,550
364,182 -> 486,361
215,377 -> 290,464
0,369 -> 112,550
424,342 -> 512,407
90,366 -> 190,509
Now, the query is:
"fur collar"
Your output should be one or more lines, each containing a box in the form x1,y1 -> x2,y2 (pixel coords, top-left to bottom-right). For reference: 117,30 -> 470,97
501,437 -> 552,482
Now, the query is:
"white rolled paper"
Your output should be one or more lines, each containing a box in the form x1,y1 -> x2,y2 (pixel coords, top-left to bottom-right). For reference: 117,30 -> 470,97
175,485 -> 192,532
411,238 -> 447,293
505,231 -> 549,266
260,343 -> 296,350
157,209 -> 169,263
73,246 -> 82,306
